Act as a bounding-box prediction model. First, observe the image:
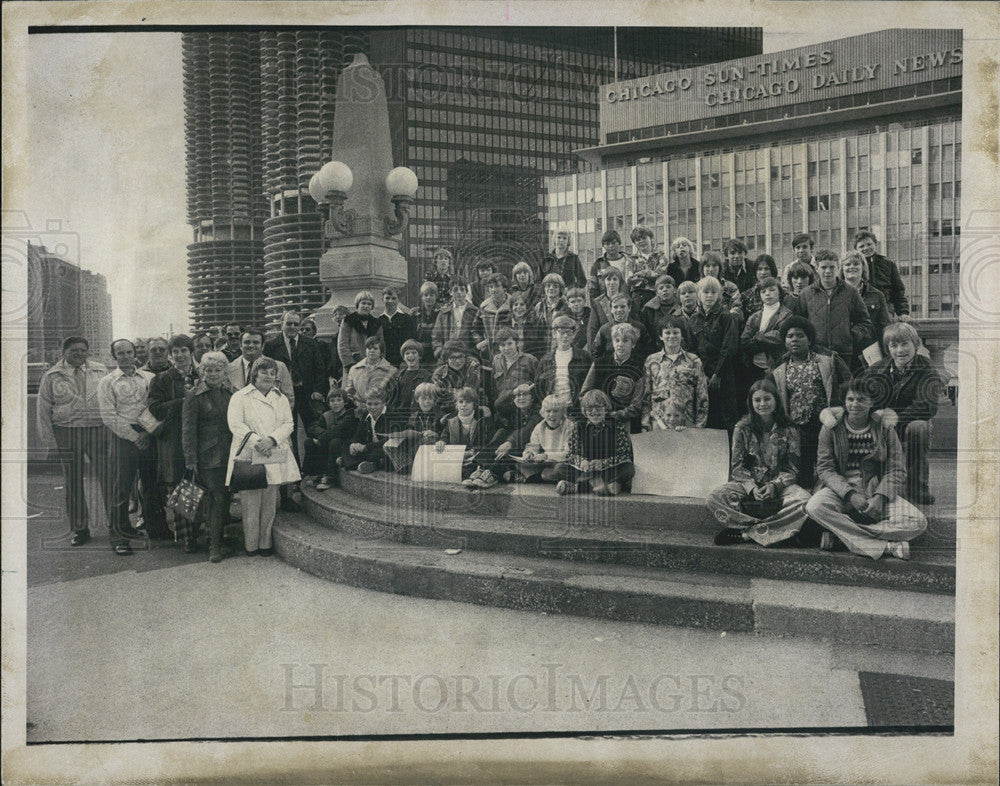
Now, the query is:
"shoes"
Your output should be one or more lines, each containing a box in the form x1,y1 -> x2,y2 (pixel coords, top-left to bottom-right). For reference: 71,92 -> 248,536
463,467 -> 485,487
70,530 -> 91,547
279,498 -> 303,513
714,528 -> 746,546
590,478 -> 608,496
556,480 -> 578,496
245,549 -> 259,557
819,532 -> 847,551
184,538 -> 199,554
208,547 -> 223,563
502,470 -> 515,483
259,547 -> 274,557
113,544 -> 133,556
335,457 -> 344,467
473,470 -> 498,488
605,481 -> 622,496
315,476 -> 332,491
886,541 -> 910,560
910,486 -> 936,505
357,461 -> 376,475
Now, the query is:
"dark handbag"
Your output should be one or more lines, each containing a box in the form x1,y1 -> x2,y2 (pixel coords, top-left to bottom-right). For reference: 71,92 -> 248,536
229,432 -> 268,491
167,471 -> 208,523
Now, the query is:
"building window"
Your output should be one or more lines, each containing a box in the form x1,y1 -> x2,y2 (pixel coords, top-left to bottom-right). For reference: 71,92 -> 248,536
911,149 -> 923,165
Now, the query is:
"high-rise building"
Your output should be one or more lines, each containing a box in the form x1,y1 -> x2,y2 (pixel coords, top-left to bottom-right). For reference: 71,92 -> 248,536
182,27 -> 762,329
26,242 -> 112,367
547,29 -> 962,321
182,31 -> 268,332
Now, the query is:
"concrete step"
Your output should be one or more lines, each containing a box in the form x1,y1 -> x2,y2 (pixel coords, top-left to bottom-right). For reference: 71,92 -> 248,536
335,470 -> 957,549
273,513 -> 955,654
302,480 -> 955,595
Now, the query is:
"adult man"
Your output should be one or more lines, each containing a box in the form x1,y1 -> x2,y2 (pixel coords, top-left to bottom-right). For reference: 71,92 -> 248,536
133,338 -> 149,367
148,334 -> 199,546
36,336 -> 109,546
539,230 -> 587,291
792,249 -> 873,366
228,328 -> 293,397
264,312 -> 327,511
141,336 -> 171,374
192,332 -> 214,364
97,339 -> 156,555
221,323 -> 243,361
377,286 -> 416,366
781,233 -> 816,289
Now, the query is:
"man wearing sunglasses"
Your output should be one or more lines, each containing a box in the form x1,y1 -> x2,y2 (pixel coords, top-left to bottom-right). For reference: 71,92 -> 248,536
221,323 -> 242,362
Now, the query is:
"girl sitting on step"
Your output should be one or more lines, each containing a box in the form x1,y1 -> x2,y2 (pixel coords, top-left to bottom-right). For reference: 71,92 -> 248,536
706,379 -> 812,547
555,389 -> 635,497
434,386 -> 495,486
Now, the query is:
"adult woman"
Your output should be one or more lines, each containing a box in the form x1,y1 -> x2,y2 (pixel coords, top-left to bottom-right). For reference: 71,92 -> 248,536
337,290 -> 385,374
841,250 -> 893,356
182,352 -> 235,563
226,356 -> 300,557
666,237 -> 700,285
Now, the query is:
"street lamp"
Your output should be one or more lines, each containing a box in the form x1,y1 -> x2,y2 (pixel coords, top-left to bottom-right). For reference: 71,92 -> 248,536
384,166 -> 419,236
309,161 -> 357,236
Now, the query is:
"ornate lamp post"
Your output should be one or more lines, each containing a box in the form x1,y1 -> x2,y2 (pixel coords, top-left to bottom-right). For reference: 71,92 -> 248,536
308,53 -> 419,338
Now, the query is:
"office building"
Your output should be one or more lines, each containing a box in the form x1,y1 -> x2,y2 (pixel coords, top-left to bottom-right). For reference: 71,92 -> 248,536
546,29 -> 962,320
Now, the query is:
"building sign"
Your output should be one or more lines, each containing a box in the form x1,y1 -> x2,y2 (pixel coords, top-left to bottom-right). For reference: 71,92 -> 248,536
600,29 -> 962,136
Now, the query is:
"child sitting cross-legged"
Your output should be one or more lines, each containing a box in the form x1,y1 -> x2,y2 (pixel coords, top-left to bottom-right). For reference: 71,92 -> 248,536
480,383 -> 542,487
520,395 -> 574,483
555,389 -> 635,497
339,387 -> 391,474
804,376 -> 928,560
431,340 -> 483,412
707,380 -> 812,547
434,386 -> 496,485
383,381 -> 446,474
306,387 -> 358,491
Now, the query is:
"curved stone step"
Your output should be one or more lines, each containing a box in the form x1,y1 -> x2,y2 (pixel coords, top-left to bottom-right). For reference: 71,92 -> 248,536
300,482 -> 956,595
273,513 -> 955,654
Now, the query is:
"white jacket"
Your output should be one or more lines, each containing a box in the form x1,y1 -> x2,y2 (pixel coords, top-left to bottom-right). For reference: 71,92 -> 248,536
226,384 -> 301,486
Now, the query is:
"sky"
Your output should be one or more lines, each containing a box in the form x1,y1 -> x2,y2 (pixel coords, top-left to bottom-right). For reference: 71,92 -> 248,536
22,28 -> 830,340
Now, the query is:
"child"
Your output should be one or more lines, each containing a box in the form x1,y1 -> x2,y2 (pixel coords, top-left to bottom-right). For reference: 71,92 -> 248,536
431,278 -> 478,359
666,236 -> 700,285
840,250 -> 892,356
707,380 -> 812,547
384,381 -> 445,474
534,272 -> 567,329
586,267 -> 628,353
431,340 -> 483,412
555,389 -> 635,496
306,387 -> 357,490
501,292 -> 547,359
861,322 -> 940,504
510,261 -> 538,310
387,338 -> 432,424
469,259 -> 498,307
588,229 -> 629,300
340,387 -> 391,474
724,238 -> 755,294
344,336 -> 397,408
591,293 -> 646,360
536,314 -> 593,412
414,281 -> 440,362
853,229 -> 909,319
639,274 -> 679,355
521,395 -> 574,483
472,272 -> 511,365
766,316 -> 851,487
482,383 -> 542,487
490,327 -> 540,409
424,248 -> 455,307
692,276 -> 739,431
785,262 -> 814,299
741,254 -> 781,319
435,387 -> 495,485
672,280 -> 701,351
581,322 -> 646,434
561,287 -> 591,351
700,251 -> 744,326
805,377 -> 928,560
643,317 -> 709,430
739,275 -> 795,383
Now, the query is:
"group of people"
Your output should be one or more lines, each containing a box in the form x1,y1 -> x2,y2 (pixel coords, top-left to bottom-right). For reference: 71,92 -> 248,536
36,225 -> 943,563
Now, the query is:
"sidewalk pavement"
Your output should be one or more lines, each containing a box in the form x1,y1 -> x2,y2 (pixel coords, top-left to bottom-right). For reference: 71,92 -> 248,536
21,468 -> 954,742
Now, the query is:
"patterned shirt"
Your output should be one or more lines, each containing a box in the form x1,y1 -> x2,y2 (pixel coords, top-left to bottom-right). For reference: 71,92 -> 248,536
844,422 -> 875,489
785,354 -> 826,425
643,350 -> 709,429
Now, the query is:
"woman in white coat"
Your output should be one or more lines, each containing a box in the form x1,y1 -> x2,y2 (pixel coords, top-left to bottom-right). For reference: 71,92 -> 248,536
227,356 -> 301,556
